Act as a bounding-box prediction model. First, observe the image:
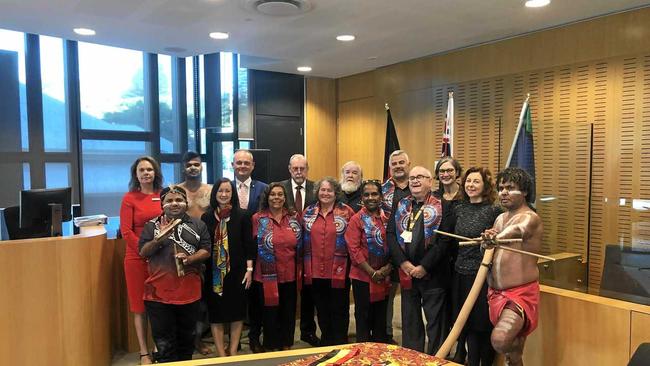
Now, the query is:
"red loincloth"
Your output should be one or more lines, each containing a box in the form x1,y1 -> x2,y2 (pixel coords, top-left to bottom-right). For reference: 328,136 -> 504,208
488,280 -> 540,337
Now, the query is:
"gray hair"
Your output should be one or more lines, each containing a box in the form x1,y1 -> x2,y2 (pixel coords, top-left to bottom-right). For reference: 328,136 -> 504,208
288,154 -> 308,167
233,149 -> 254,162
313,176 -> 344,203
389,150 -> 410,162
340,160 -> 363,180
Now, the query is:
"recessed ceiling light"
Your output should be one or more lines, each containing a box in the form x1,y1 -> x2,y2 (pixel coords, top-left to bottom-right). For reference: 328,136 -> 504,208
525,0 -> 550,8
209,32 -> 229,40
73,28 -> 96,36
336,34 -> 356,42
297,66 -> 312,72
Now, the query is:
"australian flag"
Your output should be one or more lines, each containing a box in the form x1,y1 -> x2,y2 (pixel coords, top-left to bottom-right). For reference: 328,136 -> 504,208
506,97 -> 536,202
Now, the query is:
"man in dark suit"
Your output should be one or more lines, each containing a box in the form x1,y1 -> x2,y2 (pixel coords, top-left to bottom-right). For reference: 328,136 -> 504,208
232,149 -> 268,352
279,154 -> 320,347
232,149 -> 268,213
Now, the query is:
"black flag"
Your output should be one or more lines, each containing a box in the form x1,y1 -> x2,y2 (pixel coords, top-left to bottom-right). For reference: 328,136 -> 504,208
383,108 -> 401,180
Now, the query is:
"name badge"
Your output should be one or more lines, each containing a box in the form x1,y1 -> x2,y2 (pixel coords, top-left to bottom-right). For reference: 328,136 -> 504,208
400,230 -> 412,243
152,197 -> 161,201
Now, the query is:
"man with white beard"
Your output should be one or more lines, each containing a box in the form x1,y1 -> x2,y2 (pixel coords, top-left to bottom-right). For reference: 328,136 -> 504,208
339,161 -> 363,213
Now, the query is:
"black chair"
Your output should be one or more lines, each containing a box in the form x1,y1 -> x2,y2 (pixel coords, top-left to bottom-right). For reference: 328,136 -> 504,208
628,343 -> 650,366
3,205 -> 47,240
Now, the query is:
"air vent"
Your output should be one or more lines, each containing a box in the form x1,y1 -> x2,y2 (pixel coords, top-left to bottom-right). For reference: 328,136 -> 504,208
241,0 -> 312,16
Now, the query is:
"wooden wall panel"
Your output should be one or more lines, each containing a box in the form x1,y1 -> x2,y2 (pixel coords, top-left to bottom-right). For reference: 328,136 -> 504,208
305,77 -> 338,178
321,7 -> 650,294
631,311 -> 650,358
338,97 -> 383,180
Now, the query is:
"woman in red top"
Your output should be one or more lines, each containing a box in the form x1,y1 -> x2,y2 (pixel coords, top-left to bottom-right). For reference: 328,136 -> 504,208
344,180 -> 393,343
119,156 -> 163,365
302,177 -> 355,346
252,183 -> 302,351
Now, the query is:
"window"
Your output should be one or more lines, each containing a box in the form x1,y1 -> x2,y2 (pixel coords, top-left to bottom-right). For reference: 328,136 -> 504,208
0,29 -> 28,152
45,163 -> 71,189
220,52 -> 234,133
238,60 -> 253,139
40,36 -> 68,152
186,56 -> 196,152
162,162 -> 181,187
78,42 -> 146,131
158,55 -> 178,153
81,140 -> 150,216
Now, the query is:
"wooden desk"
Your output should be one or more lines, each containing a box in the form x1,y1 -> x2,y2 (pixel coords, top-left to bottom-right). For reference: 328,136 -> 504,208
0,226 -> 114,366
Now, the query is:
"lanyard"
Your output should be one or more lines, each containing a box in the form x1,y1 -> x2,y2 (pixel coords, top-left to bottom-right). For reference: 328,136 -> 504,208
408,205 -> 423,231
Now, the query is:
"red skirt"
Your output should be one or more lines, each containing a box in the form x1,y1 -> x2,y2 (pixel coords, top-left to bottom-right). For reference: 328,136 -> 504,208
488,281 -> 540,337
124,257 -> 149,313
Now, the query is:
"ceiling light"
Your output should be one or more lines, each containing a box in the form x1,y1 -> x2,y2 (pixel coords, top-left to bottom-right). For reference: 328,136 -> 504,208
336,35 -> 356,42
525,0 -> 550,8
297,66 -> 312,72
73,28 -> 96,36
209,32 -> 229,40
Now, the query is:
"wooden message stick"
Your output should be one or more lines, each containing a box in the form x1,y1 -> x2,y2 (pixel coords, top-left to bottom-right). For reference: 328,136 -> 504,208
155,218 -> 185,276
459,239 -> 522,246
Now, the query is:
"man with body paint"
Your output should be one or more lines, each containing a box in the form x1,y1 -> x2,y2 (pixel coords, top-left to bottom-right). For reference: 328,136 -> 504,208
480,167 -> 543,366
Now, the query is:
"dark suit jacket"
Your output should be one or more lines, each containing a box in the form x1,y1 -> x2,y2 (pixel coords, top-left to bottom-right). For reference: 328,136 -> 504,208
279,179 -> 316,212
232,179 -> 268,213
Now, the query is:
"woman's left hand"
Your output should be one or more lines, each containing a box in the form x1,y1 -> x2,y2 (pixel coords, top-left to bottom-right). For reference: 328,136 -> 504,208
242,270 -> 253,289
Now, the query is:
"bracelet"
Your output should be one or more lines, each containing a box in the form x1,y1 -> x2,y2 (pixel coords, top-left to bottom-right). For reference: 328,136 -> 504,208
371,271 -> 377,278
246,267 -> 253,272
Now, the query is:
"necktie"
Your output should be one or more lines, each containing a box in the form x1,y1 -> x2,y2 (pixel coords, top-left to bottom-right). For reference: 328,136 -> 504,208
295,185 -> 303,213
238,183 -> 249,210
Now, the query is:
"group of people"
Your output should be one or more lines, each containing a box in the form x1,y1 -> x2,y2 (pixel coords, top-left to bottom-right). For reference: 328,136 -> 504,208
120,148 -> 543,366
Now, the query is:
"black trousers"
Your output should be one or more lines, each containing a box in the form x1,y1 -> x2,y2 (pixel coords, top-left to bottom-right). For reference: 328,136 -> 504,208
351,279 -> 388,343
248,281 -> 264,342
145,300 -> 199,363
401,281 -> 447,355
258,281 -> 297,350
300,284 -> 317,337
311,278 -> 350,346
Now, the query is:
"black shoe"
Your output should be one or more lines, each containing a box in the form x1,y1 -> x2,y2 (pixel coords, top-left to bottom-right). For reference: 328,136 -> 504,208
300,333 -> 320,347
249,338 -> 265,353
386,337 -> 398,345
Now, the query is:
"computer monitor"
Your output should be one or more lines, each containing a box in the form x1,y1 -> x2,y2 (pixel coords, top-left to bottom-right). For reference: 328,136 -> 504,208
19,187 -> 72,237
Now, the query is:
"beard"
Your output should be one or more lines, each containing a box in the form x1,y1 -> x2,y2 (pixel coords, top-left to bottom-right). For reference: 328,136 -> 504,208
341,181 -> 360,194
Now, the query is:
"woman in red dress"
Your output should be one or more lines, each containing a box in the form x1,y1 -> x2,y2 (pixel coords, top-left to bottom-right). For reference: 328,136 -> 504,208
119,156 -> 163,365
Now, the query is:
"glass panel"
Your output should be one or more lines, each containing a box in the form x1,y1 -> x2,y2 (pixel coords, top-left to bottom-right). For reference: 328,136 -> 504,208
0,29 -> 28,151
161,162 -> 181,187
213,141 -> 234,180
186,56 -> 196,152
220,52 -> 234,133
45,162 -> 71,189
81,139 -> 150,216
22,163 -> 30,190
199,55 -> 206,153
237,56 -> 253,139
239,140 -> 252,150
41,35 -> 68,152
78,42 -> 146,131
158,55 -> 178,153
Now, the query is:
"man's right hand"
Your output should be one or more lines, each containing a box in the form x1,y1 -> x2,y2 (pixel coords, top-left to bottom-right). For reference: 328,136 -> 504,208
400,261 -> 416,276
481,228 -> 499,249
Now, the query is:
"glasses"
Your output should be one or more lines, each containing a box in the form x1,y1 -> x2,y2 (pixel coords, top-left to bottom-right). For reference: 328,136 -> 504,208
290,166 -> 307,172
408,175 -> 431,182
438,168 -> 455,175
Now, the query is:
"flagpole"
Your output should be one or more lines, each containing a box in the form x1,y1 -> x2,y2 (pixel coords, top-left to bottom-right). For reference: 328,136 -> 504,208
505,93 -> 530,167
448,91 -> 454,157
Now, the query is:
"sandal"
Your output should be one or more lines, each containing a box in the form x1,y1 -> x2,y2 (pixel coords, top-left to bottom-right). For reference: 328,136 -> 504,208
139,353 -> 153,365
